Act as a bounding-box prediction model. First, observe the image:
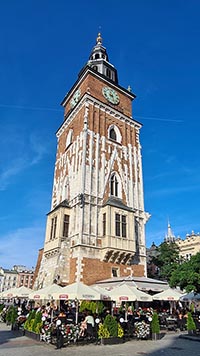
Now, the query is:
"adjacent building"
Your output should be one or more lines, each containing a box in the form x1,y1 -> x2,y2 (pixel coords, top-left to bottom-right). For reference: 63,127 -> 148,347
0,266 -> 34,292
0,268 -> 18,292
146,223 -> 200,278
35,33 -> 150,289
176,231 -> 200,260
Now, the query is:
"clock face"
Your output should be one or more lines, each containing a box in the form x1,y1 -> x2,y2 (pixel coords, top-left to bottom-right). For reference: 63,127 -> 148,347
70,89 -> 81,109
102,86 -> 120,105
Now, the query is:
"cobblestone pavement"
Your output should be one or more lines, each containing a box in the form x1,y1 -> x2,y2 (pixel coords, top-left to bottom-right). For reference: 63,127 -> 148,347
0,322 -> 199,356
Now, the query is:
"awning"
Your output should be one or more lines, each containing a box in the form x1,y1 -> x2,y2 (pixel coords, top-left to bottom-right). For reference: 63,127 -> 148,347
94,276 -> 169,293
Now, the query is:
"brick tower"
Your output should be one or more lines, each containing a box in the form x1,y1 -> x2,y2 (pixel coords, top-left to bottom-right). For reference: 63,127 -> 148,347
35,33 -> 150,288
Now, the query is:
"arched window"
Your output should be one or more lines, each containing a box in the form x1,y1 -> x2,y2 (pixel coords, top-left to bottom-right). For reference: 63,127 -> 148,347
66,129 -> 73,148
110,128 -> 117,141
108,124 -> 122,143
110,173 -> 118,197
95,53 -> 99,59
92,65 -> 98,72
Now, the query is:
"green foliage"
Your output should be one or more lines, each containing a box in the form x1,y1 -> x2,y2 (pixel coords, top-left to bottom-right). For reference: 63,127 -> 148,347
103,314 -> 118,337
98,323 -> 110,338
186,312 -> 196,331
6,306 -> 18,325
35,322 -> 43,334
170,252 -> 200,292
150,312 -> 160,334
190,303 -> 195,314
79,300 -> 104,314
98,315 -> 124,339
32,311 -> 42,333
24,310 -> 36,331
0,304 -> 5,313
24,310 -> 42,334
152,242 -> 180,281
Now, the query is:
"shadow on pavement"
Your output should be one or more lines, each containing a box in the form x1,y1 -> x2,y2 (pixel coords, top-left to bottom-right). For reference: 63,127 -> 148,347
0,325 -> 24,346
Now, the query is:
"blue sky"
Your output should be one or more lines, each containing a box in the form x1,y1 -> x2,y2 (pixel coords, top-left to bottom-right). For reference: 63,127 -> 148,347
0,0 -> 200,269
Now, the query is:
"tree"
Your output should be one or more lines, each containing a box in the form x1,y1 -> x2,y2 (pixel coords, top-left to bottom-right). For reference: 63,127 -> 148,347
186,312 -> 196,332
151,312 -> 160,334
151,242 -> 180,281
170,252 -> 200,292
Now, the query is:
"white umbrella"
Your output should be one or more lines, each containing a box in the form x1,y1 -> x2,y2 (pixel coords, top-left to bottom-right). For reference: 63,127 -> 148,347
91,285 -> 111,301
51,282 -> 102,324
29,284 -> 62,300
107,283 -> 153,302
1,286 -> 32,299
152,287 -> 182,301
51,282 -> 101,301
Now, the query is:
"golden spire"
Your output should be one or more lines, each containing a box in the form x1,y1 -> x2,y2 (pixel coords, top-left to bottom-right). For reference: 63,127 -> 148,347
96,32 -> 102,45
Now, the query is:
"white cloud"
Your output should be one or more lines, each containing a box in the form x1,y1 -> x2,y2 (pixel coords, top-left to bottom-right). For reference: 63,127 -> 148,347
29,133 -> 48,165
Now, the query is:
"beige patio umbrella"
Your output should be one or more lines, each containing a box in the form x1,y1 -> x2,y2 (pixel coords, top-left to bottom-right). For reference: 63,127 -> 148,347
152,287 -> 182,301
1,286 -> 32,299
152,287 -> 182,314
28,283 -> 62,300
107,283 -> 153,302
51,282 -> 101,301
51,282 -> 102,324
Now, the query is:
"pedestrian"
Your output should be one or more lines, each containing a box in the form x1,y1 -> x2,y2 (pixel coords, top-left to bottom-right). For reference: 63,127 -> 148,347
55,320 -> 64,349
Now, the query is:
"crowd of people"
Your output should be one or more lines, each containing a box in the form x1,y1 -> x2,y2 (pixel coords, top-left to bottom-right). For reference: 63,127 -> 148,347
1,297 -> 200,349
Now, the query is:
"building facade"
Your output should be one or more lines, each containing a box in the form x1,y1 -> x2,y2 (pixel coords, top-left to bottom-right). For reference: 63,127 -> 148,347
13,265 -> 34,289
35,34 -> 150,289
0,266 -> 34,292
0,268 -> 18,292
176,231 -> 200,260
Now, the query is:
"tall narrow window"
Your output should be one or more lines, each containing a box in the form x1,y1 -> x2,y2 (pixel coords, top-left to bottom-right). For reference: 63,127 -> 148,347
115,214 -> 127,238
115,213 -> 121,237
122,215 -> 127,238
111,173 -> 118,197
63,214 -> 69,237
106,68 -> 111,78
103,213 -> 106,236
50,216 -> 57,240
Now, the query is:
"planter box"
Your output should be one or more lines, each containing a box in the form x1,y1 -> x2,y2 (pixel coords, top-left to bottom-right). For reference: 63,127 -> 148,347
188,330 -> 196,335
101,337 -> 124,345
24,330 -> 41,341
152,333 -> 161,341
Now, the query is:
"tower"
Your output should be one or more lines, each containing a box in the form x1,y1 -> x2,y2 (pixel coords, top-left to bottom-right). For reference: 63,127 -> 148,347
164,221 -> 176,243
35,34 -> 150,288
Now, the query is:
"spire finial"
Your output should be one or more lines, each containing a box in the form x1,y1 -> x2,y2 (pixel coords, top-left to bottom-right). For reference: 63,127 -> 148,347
96,32 -> 102,45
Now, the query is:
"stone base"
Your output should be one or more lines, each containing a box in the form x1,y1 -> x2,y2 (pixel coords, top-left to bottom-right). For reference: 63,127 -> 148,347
24,330 -> 41,341
101,337 -> 124,345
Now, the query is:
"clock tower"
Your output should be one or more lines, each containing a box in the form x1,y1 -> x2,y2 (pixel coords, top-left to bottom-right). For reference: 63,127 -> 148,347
35,33 -> 150,288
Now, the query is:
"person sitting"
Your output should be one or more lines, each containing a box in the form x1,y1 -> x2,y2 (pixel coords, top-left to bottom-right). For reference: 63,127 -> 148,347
84,310 -> 94,339
79,318 -> 87,337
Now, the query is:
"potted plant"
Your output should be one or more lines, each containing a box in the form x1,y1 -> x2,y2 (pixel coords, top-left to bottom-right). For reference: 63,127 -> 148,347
186,312 -> 196,335
150,312 -> 160,340
24,310 -> 42,340
6,305 -> 18,330
98,314 -> 124,345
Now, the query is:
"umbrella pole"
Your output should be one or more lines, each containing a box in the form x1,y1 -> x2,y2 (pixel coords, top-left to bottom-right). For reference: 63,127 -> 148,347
75,299 -> 79,324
